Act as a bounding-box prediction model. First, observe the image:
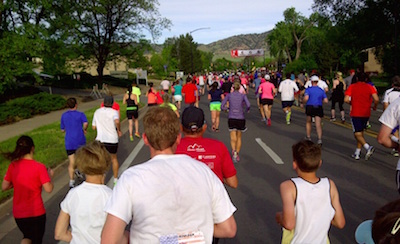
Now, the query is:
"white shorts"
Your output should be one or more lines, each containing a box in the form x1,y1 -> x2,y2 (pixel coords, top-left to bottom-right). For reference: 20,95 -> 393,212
173,95 -> 182,102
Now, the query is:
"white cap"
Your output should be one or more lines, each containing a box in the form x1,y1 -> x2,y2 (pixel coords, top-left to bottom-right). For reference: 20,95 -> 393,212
265,75 -> 270,80
311,75 -> 319,82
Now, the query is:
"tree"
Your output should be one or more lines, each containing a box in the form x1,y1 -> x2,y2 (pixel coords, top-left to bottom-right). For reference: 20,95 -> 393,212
60,0 -> 171,80
313,0 -> 400,74
170,34 -> 203,74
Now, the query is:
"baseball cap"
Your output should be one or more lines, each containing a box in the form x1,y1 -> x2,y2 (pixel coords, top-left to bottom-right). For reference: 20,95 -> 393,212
311,75 -> 319,82
181,106 -> 205,131
355,220 -> 374,244
103,96 -> 114,107
265,75 -> 270,80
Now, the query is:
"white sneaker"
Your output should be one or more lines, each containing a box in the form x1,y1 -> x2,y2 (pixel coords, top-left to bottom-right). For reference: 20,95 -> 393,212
365,146 -> 375,160
351,153 -> 360,160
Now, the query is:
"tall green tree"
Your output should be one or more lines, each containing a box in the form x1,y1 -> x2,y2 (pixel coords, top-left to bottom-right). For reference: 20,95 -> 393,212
59,0 -> 171,80
313,0 -> 400,74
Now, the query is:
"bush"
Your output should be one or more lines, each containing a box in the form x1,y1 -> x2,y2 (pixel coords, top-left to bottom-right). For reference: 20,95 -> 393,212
0,93 -> 66,125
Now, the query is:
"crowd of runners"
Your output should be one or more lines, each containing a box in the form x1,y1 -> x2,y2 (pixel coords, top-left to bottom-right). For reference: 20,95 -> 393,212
3,67 -> 400,243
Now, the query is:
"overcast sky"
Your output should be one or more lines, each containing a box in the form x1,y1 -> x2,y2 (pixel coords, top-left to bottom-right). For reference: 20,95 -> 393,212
147,0 -> 315,45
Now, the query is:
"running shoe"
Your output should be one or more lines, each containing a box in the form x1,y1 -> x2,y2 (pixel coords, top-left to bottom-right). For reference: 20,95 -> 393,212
69,180 -> 75,189
261,117 -> 266,122
317,139 -> 322,147
135,132 -> 141,138
365,146 -> 375,160
236,153 -> 240,162
286,111 -> 291,123
330,117 -> 336,122
351,153 -> 360,160
130,135 -> 134,141
267,119 -> 271,126
286,121 -> 291,125
75,169 -> 84,179
366,122 -> 371,129
392,149 -> 399,157
232,150 -> 238,163
341,117 -> 345,123
305,136 -> 312,141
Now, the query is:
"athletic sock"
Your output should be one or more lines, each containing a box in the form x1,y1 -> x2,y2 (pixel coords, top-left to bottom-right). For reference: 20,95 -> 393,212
69,180 -> 75,187
363,143 -> 370,150
355,148 -> 361,155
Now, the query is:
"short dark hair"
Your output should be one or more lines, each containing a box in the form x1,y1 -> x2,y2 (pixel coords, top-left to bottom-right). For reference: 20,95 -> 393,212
292,140 -> 321,172
392,76 -> 400,88
66,97 -> 77,109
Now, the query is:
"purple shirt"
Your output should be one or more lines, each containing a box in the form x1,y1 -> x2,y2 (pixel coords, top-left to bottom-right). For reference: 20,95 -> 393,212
221,91 -> 250,120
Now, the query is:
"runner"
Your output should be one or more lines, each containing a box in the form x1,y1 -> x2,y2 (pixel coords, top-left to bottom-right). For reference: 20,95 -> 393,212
182,76 -> 198,107
344,72 -> 379,160
279,73 -> 299,125
92,96 -> 122,184
253,74 -> 266,121
208,81 -> 224,132
60,97 -> 88,188
303,75 -> 328,146
122,85 -> 139,141
330,72 -> 346,123
221,82 -> 251,163
172,80 -> 183,111
258,74 -> 277,126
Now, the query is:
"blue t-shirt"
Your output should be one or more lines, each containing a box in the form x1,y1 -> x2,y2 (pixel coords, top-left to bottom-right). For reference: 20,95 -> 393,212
209,89 -> 223,102
253,78 -> 261,94
61,110 -> 88,150
305,86 -> 327,106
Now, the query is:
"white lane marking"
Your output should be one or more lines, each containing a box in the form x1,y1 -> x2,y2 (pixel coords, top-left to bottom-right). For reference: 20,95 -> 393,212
106,139 -> 145,188
255,138 -> 284,165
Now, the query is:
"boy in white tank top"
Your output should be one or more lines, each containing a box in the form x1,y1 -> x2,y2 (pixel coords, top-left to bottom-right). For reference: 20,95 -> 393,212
275,140 -> 346,243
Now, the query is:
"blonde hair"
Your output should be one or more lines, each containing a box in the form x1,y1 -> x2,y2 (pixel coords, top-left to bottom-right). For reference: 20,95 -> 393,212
75,141 -> 111,175
233,81 -> 241,91
143,107 -> 180,150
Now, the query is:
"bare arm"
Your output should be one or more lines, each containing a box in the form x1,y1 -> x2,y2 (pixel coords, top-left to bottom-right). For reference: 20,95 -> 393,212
378,124 -> 398,148
329,179 -> 346,229
323,97 -> 329,104
224,175 -> 238,189
303,95 -> 309,104
122,94 -> 127,104
276,180 -> 296,230
54,210 -> 72,242
2,180 -> 12,191
43,168 -> 54,193
101,214 -> 128,244
344,95 -> 351,104
372,93 -> 379,110
115,119 -> 122,137
213,215 -> 236,238
208,94 -> 211,101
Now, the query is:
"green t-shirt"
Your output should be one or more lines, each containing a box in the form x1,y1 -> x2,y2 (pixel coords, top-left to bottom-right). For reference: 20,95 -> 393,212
132,86 -> 141,103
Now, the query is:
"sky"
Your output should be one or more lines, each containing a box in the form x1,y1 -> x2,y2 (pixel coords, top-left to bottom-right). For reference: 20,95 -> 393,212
148,0 -> 315,45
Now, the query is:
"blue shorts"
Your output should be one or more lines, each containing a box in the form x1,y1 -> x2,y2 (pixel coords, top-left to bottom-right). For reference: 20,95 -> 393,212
351,117 -> 369,132
282,101 -> 294,108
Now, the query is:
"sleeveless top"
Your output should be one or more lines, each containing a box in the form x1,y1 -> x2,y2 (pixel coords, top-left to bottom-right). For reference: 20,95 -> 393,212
126,93 -> 137,111
291,177 -> 335,244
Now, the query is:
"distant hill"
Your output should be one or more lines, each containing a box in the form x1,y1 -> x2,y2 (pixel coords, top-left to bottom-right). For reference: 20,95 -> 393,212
151,31 -> 271,61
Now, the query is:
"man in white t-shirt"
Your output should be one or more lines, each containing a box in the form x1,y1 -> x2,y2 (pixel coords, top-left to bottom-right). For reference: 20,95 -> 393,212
382,76 -> 400,157
92,96 -> 121,184
279,73 -> 299,124
101,107 -> 237,244
304,75 -> 328,92
378,79 -> 400,194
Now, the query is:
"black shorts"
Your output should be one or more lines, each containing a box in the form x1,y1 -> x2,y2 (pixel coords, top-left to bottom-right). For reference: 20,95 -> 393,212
102,142 -> 118,154
261,98 -> 274,106
305,105 -> 324,117
351,117 -> 369,132
66,149 -> 76,156
228,118 -> 247,132
282,101 -> 294,108
15,214 -> 46,244
126,109 -> 138,120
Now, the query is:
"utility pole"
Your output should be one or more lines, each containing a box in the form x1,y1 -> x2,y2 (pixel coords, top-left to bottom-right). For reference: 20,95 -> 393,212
189,27 -> 210,74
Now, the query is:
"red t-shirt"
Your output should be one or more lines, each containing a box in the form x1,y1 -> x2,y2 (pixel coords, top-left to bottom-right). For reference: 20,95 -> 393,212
4,159 -> 51,218
182,83 -> 198,104
345,82 -> 377,117
176,137 -> 237,182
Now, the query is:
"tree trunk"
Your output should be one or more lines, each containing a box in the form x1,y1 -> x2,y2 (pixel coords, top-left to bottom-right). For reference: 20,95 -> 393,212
286,47 -> 292,63
295,40 -> 302,60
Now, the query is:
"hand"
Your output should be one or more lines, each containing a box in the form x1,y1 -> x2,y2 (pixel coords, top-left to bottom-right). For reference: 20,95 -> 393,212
117,130 -> 122,137
48,168 -> 54,178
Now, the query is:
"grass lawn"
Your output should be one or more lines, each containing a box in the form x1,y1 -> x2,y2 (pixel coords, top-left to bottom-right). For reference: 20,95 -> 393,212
0,101 -> 127,203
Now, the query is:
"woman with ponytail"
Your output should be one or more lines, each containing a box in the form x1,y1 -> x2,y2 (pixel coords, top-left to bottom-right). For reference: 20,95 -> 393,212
2,135 -> 54,244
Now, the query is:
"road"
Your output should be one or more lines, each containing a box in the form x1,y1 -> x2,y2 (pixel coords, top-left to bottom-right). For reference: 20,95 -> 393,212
0,86 -> 398,243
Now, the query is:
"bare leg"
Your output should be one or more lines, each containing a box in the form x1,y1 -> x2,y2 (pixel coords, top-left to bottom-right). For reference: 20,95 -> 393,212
21,238 -> 32,244
215,111 -> 221,129
134,119 -> 139,134
236,131 -> 242,153
315,116 -> 323,139
211,110 -> 217,129
331,109 -> 335,119
68,154 -> 75,181
230,131 -> 237,152
110,153 -> 119,178
354,132 -> 366,149
128,119 -> 133,136
306,116 -> 312,138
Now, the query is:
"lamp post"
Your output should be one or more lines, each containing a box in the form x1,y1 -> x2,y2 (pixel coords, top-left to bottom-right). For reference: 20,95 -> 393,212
189,27 -> 210,74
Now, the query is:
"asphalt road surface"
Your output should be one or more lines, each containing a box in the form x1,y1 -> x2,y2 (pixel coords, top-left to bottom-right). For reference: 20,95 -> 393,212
1,86 -> 398,243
